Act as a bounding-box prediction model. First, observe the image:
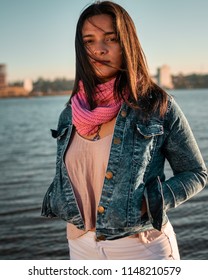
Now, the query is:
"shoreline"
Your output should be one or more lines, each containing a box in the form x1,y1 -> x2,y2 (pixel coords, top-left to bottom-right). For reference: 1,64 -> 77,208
1,88 -> 208,99
0,90 -> 72,99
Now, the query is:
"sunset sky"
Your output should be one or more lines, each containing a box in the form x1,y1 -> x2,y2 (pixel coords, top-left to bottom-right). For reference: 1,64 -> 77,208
1,0 -> 208,82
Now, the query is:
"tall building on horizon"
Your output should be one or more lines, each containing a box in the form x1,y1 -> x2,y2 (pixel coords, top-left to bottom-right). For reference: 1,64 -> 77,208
23,78 -> 33,92
157,65 -> 173,89
0,64 -> 31,97
0,64 -> 7,88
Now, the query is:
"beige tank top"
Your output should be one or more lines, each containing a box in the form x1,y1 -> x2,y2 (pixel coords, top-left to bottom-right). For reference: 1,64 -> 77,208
65,131 -> 113,239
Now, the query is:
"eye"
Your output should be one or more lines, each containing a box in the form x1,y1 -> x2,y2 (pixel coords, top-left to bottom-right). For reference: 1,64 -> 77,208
106,37 -> 117,42
83,39 -> 94,46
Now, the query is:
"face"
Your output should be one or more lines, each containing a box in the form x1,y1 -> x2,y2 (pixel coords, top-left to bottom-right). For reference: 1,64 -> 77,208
82,14 -> 122,82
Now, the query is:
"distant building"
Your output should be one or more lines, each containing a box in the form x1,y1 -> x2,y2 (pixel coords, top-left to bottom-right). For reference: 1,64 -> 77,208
0,64 -> 31,97
157,65 -> 173,89
0,86 -> 28,97
23,78 -> 33,93
0,64 -> 7,88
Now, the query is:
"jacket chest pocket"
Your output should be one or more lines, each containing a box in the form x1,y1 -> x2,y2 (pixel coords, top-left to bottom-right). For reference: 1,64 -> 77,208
51,126 -> 69,140
51,126 -> 69,161
132,123 -> 164,166
136,123 -> 164,139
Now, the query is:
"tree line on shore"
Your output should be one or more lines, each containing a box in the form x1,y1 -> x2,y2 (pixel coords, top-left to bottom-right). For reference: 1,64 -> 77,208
172,74 -> 208,89
9,73 -> 208,93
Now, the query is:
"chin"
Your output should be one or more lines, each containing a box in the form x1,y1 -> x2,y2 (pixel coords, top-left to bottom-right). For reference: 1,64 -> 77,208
96,74 -> 117,82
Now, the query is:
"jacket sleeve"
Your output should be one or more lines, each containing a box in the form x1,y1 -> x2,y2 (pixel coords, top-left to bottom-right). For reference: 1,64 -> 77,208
161,97 -> 207,211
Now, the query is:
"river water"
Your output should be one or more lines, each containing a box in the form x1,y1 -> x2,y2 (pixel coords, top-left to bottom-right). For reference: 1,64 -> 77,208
0,89 -> 207,260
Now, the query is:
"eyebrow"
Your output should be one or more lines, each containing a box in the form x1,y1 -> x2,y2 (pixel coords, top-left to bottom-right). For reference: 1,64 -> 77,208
82,31 -> 116,38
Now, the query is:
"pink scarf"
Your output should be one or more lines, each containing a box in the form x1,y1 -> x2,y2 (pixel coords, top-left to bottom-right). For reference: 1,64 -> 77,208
71,79 -> 125,136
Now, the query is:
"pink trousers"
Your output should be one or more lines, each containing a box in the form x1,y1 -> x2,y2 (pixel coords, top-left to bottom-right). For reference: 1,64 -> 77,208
68,221 -> 180,260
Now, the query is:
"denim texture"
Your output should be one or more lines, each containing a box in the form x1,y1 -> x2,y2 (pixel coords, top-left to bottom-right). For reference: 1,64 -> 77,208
41,95 -> 207,240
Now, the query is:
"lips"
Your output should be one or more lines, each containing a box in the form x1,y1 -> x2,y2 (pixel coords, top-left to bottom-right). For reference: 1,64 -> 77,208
92,60 -> 110,66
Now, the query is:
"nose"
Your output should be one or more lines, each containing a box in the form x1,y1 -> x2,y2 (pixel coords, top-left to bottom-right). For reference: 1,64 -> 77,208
93,42 -> 108,56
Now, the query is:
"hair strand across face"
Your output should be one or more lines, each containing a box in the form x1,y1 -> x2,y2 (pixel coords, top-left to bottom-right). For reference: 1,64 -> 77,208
69,1 -> 168,119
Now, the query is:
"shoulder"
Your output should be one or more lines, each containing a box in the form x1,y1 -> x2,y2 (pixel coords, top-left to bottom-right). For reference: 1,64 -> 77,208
165,94 -> 184,118
164,94 -> 188,131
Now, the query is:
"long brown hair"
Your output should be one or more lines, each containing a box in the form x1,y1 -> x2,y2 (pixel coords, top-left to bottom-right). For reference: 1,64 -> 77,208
69,1 -> 168,118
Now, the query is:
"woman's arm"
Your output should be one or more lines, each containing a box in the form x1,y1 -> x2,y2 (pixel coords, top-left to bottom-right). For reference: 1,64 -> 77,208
161,97 -> 207,211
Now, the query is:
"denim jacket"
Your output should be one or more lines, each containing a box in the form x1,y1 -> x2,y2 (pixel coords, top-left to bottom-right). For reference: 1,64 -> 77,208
41,95 -> 207,240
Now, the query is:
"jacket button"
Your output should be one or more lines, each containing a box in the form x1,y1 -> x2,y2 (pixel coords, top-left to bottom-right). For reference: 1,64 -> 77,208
113,137 -> 121,144
96,235 -> 106,241
121,110 -> 127,117
97,205 -> 105,214
105,171 -> 113,179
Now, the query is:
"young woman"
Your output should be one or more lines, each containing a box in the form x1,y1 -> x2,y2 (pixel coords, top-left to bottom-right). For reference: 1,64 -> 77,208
41,1 -> 207,260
